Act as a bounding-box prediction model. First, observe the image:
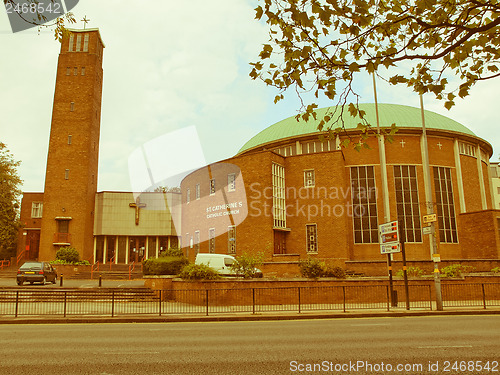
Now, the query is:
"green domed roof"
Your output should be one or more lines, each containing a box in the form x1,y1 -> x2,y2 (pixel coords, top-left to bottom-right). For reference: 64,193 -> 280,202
238,103 -> 475,154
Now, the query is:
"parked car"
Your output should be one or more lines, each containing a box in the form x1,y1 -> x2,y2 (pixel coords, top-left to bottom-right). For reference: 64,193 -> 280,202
195,254 -> 263,277
16,261 -> 57,285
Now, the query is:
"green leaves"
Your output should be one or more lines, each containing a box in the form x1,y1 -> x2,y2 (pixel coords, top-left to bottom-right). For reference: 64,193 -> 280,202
0,143 -> 22,259
255,6 -> 264,20
250,0 -> 500,150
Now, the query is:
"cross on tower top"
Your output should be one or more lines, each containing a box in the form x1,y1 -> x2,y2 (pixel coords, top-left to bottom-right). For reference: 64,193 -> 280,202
82,16 -> 90,29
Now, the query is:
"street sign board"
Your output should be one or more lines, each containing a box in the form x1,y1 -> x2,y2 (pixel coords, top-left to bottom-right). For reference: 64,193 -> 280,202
380,243 -> 400,254
423,226 -> 432,235
423,213 -> 437,223
379,221 -> 400,254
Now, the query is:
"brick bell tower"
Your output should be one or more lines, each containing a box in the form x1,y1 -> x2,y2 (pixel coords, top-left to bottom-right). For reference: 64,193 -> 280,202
39,29 -> 104,262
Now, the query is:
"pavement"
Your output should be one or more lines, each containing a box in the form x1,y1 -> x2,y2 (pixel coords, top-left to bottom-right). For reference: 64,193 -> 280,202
0,277 -> 146,289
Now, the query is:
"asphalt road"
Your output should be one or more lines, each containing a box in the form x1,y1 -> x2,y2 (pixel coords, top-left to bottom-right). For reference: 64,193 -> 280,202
0,315 -> 498,374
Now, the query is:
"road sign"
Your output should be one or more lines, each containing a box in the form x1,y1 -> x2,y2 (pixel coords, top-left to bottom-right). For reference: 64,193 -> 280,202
423,226 -> 432,235
379,221 -> 400,254
423,213 -> 437,223
380,243 -> 401,254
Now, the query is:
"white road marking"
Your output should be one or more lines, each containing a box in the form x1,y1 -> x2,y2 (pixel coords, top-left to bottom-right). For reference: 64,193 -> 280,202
98,351 -> 160,355
417,345 -> 473,349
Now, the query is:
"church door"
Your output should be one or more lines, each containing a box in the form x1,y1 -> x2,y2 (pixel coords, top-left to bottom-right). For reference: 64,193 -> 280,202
26,230 -> 40,260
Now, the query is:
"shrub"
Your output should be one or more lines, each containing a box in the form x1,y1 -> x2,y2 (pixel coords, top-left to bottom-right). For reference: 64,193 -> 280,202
55,247 -> 80,264
441,264 -> 472,278
159,247 -> 184,258
229,252 -> 264,278
396,266 -> 424,278
50,259 -> 90,266
179,263 -> 220,280
322,265 -> 346,279
299,258 -> 346,279
142,256 -> 189,275
492,267 -> 500,274
299,258 -> 324,279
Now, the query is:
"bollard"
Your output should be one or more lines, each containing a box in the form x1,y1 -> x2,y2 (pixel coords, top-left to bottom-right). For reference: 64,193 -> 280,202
60,274 -> 63,287
99,275 -> 102,287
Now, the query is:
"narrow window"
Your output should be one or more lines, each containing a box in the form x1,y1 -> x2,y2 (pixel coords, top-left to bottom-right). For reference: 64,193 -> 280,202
68,34 -> 74,52
57,220 -> 69,234
304,169 -> 315,187
66,67 -> 71,76
306,224 -> 318,253
68,135 -> 72,145
83,34 -> 89,52
209,228 -> 215,253
70,102 -> 74,111
272,163 -> 286,228
351,166 -> 379,244
209,179 -> 215,195
56,219 -> 70,244
73,67 -> 78,75
65,169 -> 69,180
195,183 -> 200,200
228,173 -> 236,192
194,231 -> 200,254
31,202 -> 43,218
81,67 -> 86,76
76,34 -> 81,51
394,165 -> 422,243
228,225 -> 236,254
433,167 -> 458,243
186,188 -> 190,203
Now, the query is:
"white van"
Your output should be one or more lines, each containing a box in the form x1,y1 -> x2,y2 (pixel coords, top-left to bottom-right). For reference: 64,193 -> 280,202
195,254 -> 237,276
194,253 -> 263,277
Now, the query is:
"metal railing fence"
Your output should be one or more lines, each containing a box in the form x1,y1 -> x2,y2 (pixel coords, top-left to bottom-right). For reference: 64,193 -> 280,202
0,283 -> 498,318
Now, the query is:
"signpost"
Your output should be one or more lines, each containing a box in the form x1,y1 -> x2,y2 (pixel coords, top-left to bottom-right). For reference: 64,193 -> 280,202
379,221 -> 400,307
378,220 -> 410,310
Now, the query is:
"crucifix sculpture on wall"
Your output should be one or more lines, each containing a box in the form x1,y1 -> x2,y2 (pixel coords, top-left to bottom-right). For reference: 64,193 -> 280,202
129,197 -> 147,226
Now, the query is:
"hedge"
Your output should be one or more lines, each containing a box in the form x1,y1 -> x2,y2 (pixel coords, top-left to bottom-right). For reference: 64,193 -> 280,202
142,256 -> 189,275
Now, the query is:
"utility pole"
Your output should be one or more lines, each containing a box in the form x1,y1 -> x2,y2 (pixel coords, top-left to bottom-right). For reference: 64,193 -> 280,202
373,73 -> 396,306
419,94 -> 443,311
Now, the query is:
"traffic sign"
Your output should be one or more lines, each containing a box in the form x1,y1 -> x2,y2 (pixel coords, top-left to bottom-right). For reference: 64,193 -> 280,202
423,213 -> 437,223
381,243 -> 401,254
423,226 -> 432,235
379,221 -> 400,254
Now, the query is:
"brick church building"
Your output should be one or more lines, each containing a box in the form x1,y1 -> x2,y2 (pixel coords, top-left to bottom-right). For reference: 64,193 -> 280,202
16,29 -> 180,265
181,104 -> 500,275
15,28 -> 500,275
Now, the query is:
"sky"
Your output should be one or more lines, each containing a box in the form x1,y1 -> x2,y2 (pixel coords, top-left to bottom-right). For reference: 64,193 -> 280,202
1,0 -> 499,193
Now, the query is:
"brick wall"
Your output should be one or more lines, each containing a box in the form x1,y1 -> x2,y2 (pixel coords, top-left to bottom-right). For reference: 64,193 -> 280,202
181,130 -> 498,268
144,275 -> 500,305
